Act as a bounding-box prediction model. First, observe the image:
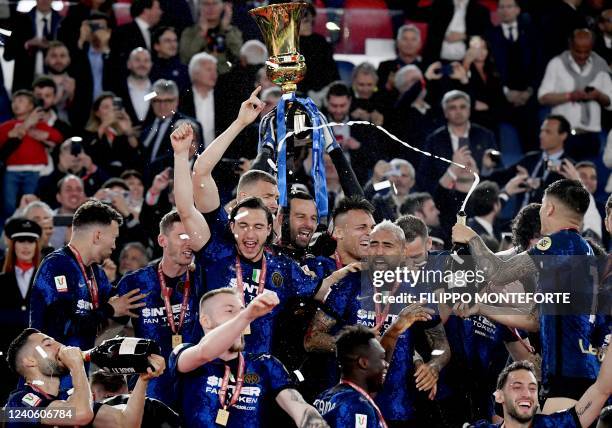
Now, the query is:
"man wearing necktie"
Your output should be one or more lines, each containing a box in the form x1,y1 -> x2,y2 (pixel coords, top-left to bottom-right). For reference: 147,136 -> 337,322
3,0 -> 62,91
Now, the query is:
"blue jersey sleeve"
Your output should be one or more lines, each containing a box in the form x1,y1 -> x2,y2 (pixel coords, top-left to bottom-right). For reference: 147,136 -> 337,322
321,273 -> 360,320
168,342 -> 196,376
331,399 -> 379,428
258,354 -> 295,396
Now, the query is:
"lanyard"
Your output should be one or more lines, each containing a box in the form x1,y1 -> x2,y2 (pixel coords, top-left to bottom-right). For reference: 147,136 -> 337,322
67,244 -> 99,309
374,282 -> 400,332
27,383 -> 54,400
334,251 -> 343,270
235,255 -> 267,305
340,380 -> 388,428
157,263 -> 191,335
218,353 -> 245,410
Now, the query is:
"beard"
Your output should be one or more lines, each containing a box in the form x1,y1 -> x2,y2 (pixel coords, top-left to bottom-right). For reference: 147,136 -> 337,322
507,403 -> 537,423
229,336 -> 245,353
40,358 -> 69,377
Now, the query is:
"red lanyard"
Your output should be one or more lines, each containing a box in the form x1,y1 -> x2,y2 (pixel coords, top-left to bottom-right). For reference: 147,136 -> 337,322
68,244 -> 99,309
27,383 -> 54,400
218,353 -> 245,410
340,380 -> 388,428
334,251 -> 343,270
235,255 -> 267,306
374,282 -> 400,332
157,263 -> 191,335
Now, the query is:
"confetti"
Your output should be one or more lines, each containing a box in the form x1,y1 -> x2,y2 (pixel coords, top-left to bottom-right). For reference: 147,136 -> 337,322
0,28 -> 12,37
392,182 -> 398,195
71,136 -> 83,142
178,233 -> 190,240
144,91 -> 158,101
32,380 -> 44,385
373,180 -> 391,191
267,158 -> 277,171
431,350 -> 445,356
234,210 -> 249,221
293,370 -> 305,382
35,346 -> 48,359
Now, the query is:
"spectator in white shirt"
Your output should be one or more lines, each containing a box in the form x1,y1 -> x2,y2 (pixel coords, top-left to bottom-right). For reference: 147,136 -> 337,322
538,29 -> 612,160
187,52 -> 218,148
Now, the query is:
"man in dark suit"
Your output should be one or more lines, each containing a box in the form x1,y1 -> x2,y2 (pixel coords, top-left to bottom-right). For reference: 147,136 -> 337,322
422,0 -> 490,65
487,0 -> 539,153
486,114 -> 573,210
68,12 -> 114,129
377,24 -> 424,96
466,180 -> 503,246
141,79 -> 202,184
109,0 -> 163,77
3,0 -> 62,91
417,90 -> 497,194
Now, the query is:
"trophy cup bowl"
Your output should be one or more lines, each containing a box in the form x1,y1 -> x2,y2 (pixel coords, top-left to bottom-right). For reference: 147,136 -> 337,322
249,2 -> 308,93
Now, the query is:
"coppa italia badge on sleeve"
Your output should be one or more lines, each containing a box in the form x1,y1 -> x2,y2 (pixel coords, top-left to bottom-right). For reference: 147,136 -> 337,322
54,276 -> 68,292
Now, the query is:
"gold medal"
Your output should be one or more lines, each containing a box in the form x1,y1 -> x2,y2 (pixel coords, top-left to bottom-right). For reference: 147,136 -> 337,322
243,324 -> 251,335
215,408 -> 229,426
172,334 -> 183,348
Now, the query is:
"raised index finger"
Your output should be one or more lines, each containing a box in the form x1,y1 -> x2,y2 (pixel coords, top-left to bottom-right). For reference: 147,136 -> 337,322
250,86 -> 262,99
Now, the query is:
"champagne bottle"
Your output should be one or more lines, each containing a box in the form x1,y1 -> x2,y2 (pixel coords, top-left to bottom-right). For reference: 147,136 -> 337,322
83,337 -> 160,374
450,211 -> 470,259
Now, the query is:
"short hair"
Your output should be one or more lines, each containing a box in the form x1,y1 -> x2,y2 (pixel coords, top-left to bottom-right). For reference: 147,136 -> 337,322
102,178 -> 130,192
237,170 -> 277,193
120,169 -> 143,182
441,90 -> 471,110
336,324 -> 377,372
332,196 -> 375,222
72,200 -> 123,230
128,47 -> 151,62
544,179 -> 590,216
469,181 -> 500,217
496,360 -> 537,390
575,160 -> 597,170
12,89 -> 35,105
89,11 -> 112,25
47,40 -> 68,51
57,174 -> 84,193
351,62 -> 378,83
511,203 -> 541,251
151,26 -> 176,46
130,0 -> 156,18
545,114 -> 571,136
92,91 -> 117,112
570,28 -> 594,45
400,192 -> 433,216
7,328 -> 40,374
188,52 -> 218,78
395,214 -> 428,242
240,40 -> 268,65
372,220 -> 405,244
151,79 -> 179,98
199,287 -> 238,313
23,200 -> 53,218
229,196 -> 273,227
289,190 -> 314,204
389,158 -> 415,179
32,76 -> 57,93
159,210 -> 182,235
90,370 -> 127,392
396,23 -> 421,43
326,81 -> 352,99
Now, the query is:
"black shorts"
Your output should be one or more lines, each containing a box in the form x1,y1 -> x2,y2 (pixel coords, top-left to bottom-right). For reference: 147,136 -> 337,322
542,376 -> 594,401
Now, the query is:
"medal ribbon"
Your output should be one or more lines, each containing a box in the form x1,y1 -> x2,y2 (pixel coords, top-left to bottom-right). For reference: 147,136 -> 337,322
157,262 -> 191,335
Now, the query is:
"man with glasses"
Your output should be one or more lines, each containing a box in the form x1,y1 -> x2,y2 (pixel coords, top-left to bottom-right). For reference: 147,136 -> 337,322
151,27 -> 190,92
140,79 -> 202,183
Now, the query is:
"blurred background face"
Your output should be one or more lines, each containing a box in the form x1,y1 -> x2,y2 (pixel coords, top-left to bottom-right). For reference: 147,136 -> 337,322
26,207 -> 54,246
444,98 -> 470,126
539,119 -> 565,152
192,60 -> 218,88
45,46 -> 71,73
95,97 -> 115,121
469,37 -> 488,62
570,35 -> 593,66
12,96 -> 34,117
353,71 -> 377,99
144,0 -> 162,26
33,86 -> 55,110
299,12 -> 314,37
154,30 -> 178,59
201,0 -> 223,23
127,50 -> 152,78
498,0 -> 520,23
119,247 -> 147,274
14,239 -> 37,263
397,29 -> 420,57
577,166 -> 597,194
56,177 -> 85,211
327,95 -> 351,122
151,93 -> 178,118
125,176 -> 145,200
388,165 -> 414,196
419,199 -> 440,227
289,198 -> 317,248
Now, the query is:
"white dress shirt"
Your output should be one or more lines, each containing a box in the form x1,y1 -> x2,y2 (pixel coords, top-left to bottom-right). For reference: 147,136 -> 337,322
35,10 -> 52,75
15,265 -> 34,299
538,54 -> 612,132
128,77 -> 152,122
193,87 -> 216,148
440,0 -> 468,61
501,21 -> 518,41
448,123 -> 470,152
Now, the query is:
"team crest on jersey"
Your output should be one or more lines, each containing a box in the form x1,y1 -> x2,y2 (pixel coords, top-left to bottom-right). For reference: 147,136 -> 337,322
536,237 -> 552,251
54,275 -> 68,292
271,272 -> 283,287
355,413 -> 368,428
244,373 -> 260,384
22,393 -> 42,407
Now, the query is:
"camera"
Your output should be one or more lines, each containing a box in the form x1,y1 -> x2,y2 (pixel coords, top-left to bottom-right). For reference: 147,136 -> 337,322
34,97 -> 45,109
547,158 -> 562,172
439,63 -> 453,77
89,20 -> 103,33
70,141 -> 83,156
112,97 -> 124,111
